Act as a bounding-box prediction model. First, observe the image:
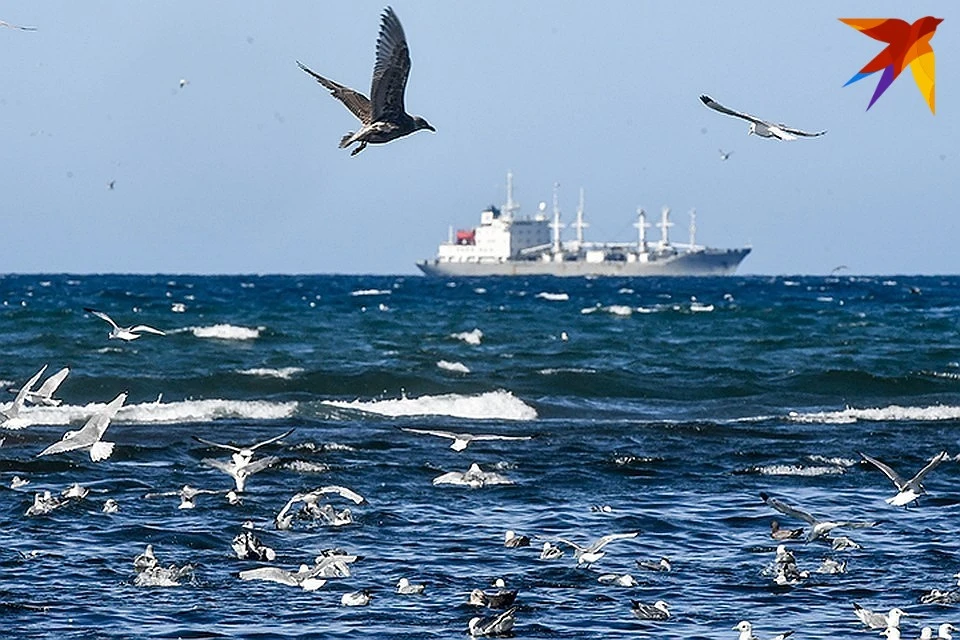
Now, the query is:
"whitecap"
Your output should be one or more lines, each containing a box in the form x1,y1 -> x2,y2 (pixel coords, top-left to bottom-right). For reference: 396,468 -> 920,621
238,367 -> 304,380
535,292 -> 569,301
451,328 -> 483,345
807,455 -> 858,468
789,404 -> 960,424
188,325 -> 261,340
538,367 -> 597,375
690,303 -> 714,312
748,464 -> 846,476
437,360 -> 470,374
325,389 -> 536,421
283,461 -> 331,473
350,289 -> 391,297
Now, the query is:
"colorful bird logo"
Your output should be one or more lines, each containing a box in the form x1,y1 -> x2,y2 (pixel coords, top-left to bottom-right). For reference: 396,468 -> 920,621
840,16 -> 943,113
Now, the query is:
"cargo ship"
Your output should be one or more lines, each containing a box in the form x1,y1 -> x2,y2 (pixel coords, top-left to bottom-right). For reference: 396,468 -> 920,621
416,173 -> 751,277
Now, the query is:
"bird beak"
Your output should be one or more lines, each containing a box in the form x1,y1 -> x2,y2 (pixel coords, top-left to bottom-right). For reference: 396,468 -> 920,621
426,123 -> 436,132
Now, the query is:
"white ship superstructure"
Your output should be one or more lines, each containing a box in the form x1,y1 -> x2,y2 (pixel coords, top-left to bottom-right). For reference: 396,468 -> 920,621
418,173 -> 750,277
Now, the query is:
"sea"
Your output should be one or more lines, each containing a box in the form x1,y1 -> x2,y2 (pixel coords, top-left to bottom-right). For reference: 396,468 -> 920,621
2,273 -> 960,639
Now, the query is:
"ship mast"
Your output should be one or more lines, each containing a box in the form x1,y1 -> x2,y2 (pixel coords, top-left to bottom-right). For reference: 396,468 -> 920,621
688,208 -> 697,248
657,206 -> 673,250
572,187 -> 588,247
634,207 -> 650,253
504,171 -> 519,221
550,182 -> 564,255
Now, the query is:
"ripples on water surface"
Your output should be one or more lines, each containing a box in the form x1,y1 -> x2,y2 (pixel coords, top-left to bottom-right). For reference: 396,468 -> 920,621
2,275 -> 960,639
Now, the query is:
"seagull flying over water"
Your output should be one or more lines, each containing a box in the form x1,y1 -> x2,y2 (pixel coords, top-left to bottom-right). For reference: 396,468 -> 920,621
858,450 -> 947,506
193,428 -> 294,466
274,485 -> 366,530
194,429 -> 292,492
2,365 -> 48,422
297,6 -> 434,156
760,492 -> 877,542
20,367 -> 69,407
84,308 -> 165,341
37,392 -> 126,462
555,531 -> 640,566
699,94 -> 826,141
400,427 -> 532,452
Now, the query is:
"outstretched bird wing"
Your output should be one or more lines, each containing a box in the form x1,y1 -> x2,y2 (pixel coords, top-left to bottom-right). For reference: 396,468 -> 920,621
34,367 -> 69,401
297,61 -> 372,124
193,435 -> 241,453
699,94 -> 766,126
38,392 -> 126,457
760,492 -> 818,525
859,451 -> 907,489
400,427 -> 458,439
130,324 -> 165,336
84,308 -> 120,330
906,450 -> 947,489
249,428 -> 296,451
777,124 -> 827,138
370,6 -> 411,122
7,365 -> 48,417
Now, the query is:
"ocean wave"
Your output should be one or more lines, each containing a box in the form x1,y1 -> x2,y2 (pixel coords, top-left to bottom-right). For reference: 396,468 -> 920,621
535,292 -> 569,301
350,289 -> 391,297
807,455 -> 858,468
282,461 -> 330,473
451,329 -> 483,345
538,367 -> 597,375
740,464 -> 846,476
185,324 -> 262,340
581,304 -> 633,317
789,404 -> 960,424
324,389 -> 537,421
0,398 -> 297,429
237,367 -> 304,380
437,360 -> 470,374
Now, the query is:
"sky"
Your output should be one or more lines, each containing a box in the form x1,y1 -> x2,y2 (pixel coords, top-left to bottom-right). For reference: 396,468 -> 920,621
0,1 -> 957,275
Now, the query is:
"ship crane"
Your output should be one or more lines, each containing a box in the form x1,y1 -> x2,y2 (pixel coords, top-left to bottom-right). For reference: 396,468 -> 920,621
550,182 -> 564,256
657,206 -> 673,251
634,208 -> 650,254
572,187 -> 588,250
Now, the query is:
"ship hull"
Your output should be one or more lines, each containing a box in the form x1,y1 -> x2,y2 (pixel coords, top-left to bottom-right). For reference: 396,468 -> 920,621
418,248 -> 751,277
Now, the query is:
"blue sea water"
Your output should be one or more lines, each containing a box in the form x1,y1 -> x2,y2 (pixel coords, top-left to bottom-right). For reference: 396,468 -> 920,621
2,274 -> 960,639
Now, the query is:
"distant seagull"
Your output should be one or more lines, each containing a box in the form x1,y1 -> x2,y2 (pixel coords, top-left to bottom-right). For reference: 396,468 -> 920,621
733,620 -> 794,640
193,428 -> 294,467
238,564 -> 327,591
341,589 -> 371,607
699,94 -> 826,141
830,265 -> 849,275
107,180 -> 115,190
102,498 -> 119,513
396,577 -> 425,594
10,366 -> 69,407
504,530 -> 530,548
178,78 -> 189,89
636,556 -> 671,572
770,520 -> 804,541
84,307 -> 166,341
468,606 -> 517,637
432,462 -> 513,488
37,392 -> 126,462
760,492 -> 877,541
2,365 -> 48,422
539,541 -> 564,560
858,450 -> 947,506
400,427 -> 532,452
145,484 -> 220,510
719,148 -> 733,161
630,600 -> 670,620
853,603 -> 909,629
297,6 -> 434,156
0,20 -> 37,31
555,531 -> 640,566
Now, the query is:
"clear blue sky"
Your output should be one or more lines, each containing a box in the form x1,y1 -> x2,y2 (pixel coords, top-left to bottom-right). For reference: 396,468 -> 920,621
1,2 -> 956,275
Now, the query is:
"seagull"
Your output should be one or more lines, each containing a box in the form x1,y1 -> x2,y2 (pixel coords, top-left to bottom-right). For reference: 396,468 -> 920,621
400,427 -> 532,452
2,365 -> 48,422
815,558 -> 847,574
239,564 -> 327,592
297,6 -> 434,156
733,620 -> 794,640
132,546 -> 193,587
432,463 -> 513,488
311,549 -> 362,578
0,20 -> 37,31
22,367 -> 69,406
598,573 -> 639,587
831,536 -> 863,551
275,485 -> 366,530
760,492 -> 877,542
11,476 -> 30,489
938,624 -> 957,639
555,531 -> 640,566
468,606 -> 517,637
719,148 -> 733,161
102,498 -> 120,513
203,456 -> 279,493
504,530 -> 530,548
630,600 -> 670,620
37,392 -> 127,462
396,577 -> 425,594
539,541 -> 564,560
83,308 -> 165,341
25,490 -> 65,516
853,603 -> 909,630
770,520 -> 804,541
469,578 -> 518,609
699,94 -> 826,141
341,589 -> 371,606
145,484 -> 221,510
231,529 -> 276,561
193,428 -> 294,467
134,545 -> 158,572
858,450 -> 947,506
636,556 -> 672,572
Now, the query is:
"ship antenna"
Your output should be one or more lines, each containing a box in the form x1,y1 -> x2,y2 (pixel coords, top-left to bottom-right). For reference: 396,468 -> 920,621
634,207 -> 650,253
688,208 -> 697,249
658,206 -> 673,250
573,187 -> 588,247
550,182 -> 564,255
504,171 -> 519,221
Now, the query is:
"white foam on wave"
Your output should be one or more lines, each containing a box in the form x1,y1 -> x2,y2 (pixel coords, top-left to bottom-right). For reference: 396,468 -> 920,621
690,303 -> 714,313
807,454 -> 858,468
538,367 -> 597,375
535,292 -> 569,301
437,360 -> 470,373
581,304 -> 633,317
789,404 -> 960,424
750,464 -> 846,476
188,324 -> 262,340
351,289 -> 391,297
325,389 -> 537,421
451,328 -> 483,345
0,398 -> 297,429
238,367 -> 304,380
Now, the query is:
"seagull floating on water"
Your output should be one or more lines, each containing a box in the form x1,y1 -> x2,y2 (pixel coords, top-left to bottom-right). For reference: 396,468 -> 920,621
469,578 -> 518,609
858,450 -> 947,506
396,577 -> 425,594
699,94 -> 826,141
630,600 -> 670,620
636,556 -> 672,572
400,427 -> 532,452
275,485 -> 366,530
239,563 -> 327,592
232,529 -> 276,561
853,603 -> 909,630
770,520 -> 804,541
468,606 -> 517,637
539,541 -> 564,560
432,463 -> 513,488
84,308 -> 165,341
341,589 -> 372,607
733,620 -> 794,640
297,6 -> 434,156
504,530 -> 530,548
37,392 -> 126,462
598,573 -> 639,587
760,492 -> 877,542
